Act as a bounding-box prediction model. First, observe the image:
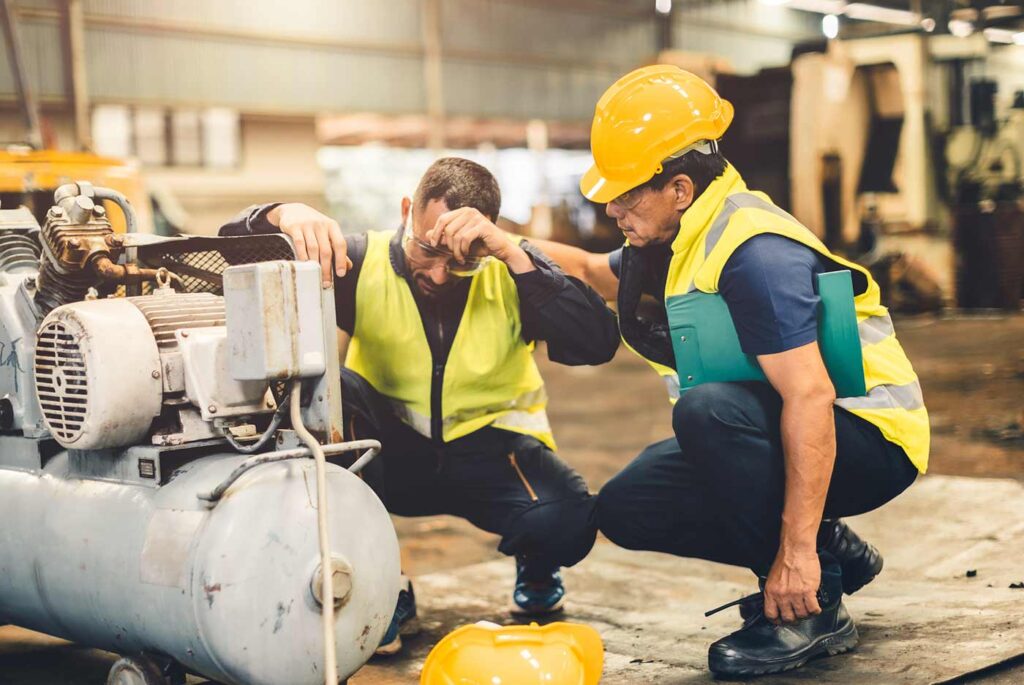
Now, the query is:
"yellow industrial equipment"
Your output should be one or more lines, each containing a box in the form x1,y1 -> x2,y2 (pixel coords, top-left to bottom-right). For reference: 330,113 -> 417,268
0,147 -> 152,233
421,621 -> 604,685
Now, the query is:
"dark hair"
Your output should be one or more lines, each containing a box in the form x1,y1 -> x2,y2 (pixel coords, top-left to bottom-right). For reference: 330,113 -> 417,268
645,149 -> 728,200
414,157 -> 501,221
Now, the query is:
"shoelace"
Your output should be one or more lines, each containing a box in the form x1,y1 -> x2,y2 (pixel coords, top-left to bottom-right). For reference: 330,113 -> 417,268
704,591 -> 763,618
704,586 -> 833,621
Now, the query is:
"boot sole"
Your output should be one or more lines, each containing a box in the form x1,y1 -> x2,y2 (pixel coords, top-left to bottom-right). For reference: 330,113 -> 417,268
509,595 -> 566,617
708,619 -> 859,678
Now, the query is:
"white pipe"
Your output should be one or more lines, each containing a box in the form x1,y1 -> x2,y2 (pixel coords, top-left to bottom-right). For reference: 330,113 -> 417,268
290,382 -> 338,685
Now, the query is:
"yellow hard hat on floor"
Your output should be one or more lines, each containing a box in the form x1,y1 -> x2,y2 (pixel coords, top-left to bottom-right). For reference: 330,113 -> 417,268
420,621 -> 604,685
581,65 -> 734,203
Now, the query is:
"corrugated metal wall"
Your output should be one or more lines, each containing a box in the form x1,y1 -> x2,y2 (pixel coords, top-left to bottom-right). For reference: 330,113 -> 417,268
0,0 -> 812,121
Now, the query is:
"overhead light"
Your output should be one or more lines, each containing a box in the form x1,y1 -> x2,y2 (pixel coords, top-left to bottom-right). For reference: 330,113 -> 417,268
1015,32 -> 1024,46
822,13 -> 839,39
655,0 -> 672,15
757,0 -> 790,5
948,19 -> 974,38
920,17 -> 936,33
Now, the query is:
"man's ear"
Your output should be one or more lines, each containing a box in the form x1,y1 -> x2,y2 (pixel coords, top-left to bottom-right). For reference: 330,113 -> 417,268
671,174 -> 695,211
401,196 -> 412,224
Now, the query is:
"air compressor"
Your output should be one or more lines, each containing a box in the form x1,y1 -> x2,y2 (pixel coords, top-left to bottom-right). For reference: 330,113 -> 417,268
0,183 -> 401,685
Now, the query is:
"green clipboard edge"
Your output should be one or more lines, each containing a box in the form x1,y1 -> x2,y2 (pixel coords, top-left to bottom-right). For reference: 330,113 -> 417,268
666,270 -> 867,398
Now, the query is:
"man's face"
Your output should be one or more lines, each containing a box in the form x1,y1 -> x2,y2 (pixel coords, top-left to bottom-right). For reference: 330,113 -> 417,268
400,197 -> 487,298
604,175 -> 694,248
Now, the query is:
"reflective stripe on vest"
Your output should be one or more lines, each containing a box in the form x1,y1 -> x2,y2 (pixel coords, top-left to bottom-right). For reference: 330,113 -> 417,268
836,380 -> 924,412
382,395 -> 553,441
346,230 -> 556,450
634,165 -> 929,472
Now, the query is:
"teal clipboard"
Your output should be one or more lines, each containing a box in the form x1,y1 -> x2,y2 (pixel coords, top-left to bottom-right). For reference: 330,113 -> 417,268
666,270 -> 867,398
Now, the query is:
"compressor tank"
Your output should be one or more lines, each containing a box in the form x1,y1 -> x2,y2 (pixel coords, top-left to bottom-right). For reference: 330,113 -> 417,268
0,447 -> 401,684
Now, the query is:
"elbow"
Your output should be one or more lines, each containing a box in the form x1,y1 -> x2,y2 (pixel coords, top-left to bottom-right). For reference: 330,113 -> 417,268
592,323 -> 621,365
789,380 -> 836,408
591,341 -> 619,366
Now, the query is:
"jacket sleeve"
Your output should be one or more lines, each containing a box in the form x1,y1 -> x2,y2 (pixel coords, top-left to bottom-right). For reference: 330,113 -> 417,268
217,203 -> 282,236
514,241 -> 619,365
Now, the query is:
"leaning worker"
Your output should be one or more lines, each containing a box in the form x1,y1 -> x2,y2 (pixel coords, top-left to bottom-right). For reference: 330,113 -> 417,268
219,157 -> 619,655
531,66 -> 928,677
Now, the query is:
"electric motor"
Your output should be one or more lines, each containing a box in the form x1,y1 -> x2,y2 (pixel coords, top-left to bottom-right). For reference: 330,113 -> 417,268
34,298 -> 164,449
33,288 -> 272,449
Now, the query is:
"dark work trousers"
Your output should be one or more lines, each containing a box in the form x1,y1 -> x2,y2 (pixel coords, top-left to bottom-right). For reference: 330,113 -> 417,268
597,381 -> 919,577
338,369 -> 598,576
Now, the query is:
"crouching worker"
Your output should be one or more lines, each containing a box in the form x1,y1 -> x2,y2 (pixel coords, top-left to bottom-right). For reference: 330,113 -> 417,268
219,157 -> 619,655
533,66 -> 929,677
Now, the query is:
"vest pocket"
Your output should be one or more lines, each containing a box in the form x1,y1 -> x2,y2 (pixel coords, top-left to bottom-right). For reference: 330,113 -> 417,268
508,452 -> 539,502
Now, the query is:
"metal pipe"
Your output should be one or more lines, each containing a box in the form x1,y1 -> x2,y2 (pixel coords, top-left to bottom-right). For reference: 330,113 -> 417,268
290,382 -> 338,685
92,187 -> 138,234
196,439 -> 382,503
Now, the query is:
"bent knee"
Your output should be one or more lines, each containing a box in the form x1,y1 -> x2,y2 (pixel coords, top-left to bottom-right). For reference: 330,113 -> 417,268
502,497 -> 597,567
595,479 -> 650,551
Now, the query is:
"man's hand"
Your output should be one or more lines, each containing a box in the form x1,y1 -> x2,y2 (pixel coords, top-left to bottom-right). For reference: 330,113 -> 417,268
764,546 -> 821,624
267,203 -> 351,285
425,207 -> 535,274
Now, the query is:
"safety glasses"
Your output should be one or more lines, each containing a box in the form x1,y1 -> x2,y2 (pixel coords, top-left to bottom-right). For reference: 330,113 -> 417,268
402,209 -> 492,277
608,139 -> 719,210
609,186 -> 648,210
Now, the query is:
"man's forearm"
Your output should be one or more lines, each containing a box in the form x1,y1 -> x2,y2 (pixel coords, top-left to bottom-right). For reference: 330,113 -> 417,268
778,396 -> 837,553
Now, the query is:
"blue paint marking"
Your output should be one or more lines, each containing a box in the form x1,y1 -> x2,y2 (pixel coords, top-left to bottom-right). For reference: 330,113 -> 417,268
0,337 -> 25,394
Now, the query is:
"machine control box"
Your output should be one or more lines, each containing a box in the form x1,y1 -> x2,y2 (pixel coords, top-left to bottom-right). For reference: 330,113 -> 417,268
224,260 -> 326,381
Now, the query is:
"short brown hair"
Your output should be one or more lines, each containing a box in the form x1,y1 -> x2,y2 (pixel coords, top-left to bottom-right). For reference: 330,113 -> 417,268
414,157 -> 501,221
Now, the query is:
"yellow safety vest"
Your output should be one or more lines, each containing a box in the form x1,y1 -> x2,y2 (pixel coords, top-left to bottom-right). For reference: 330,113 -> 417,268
345,230 -> 555,450
629,165 -> 929,472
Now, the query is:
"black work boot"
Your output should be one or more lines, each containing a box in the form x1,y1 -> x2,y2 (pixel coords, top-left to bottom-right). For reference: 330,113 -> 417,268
737,520 -> 882,622
818,519 -> 883,595
708,563 -> 858,678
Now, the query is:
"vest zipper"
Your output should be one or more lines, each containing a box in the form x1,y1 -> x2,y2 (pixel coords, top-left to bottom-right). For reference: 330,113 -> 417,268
508,453 -> 539,502
430,309 -> 445,443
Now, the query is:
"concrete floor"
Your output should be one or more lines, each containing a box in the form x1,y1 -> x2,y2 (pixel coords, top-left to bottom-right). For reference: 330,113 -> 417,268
2,314 -> 1022,684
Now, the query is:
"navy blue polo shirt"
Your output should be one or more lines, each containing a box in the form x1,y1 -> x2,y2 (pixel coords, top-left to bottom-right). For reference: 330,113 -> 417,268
609,234 -> 826,356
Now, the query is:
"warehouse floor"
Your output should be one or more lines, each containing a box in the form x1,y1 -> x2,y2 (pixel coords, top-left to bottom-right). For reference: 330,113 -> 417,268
2,314 -> 1022,684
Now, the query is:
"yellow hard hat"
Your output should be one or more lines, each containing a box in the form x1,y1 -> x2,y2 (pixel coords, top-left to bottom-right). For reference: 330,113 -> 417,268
420,621 -> 604,685
580,65 -> 734,203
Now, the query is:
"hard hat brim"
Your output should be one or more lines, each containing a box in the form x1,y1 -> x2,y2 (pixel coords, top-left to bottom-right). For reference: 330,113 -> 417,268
579,163 -> 640,204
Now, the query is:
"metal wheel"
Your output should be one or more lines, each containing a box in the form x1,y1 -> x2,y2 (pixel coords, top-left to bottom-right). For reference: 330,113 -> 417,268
107,655 -> 184,685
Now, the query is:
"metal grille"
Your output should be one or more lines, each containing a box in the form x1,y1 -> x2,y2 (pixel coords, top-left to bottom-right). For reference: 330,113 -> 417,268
137,235 -> 296,295
35,321 -> 89,443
